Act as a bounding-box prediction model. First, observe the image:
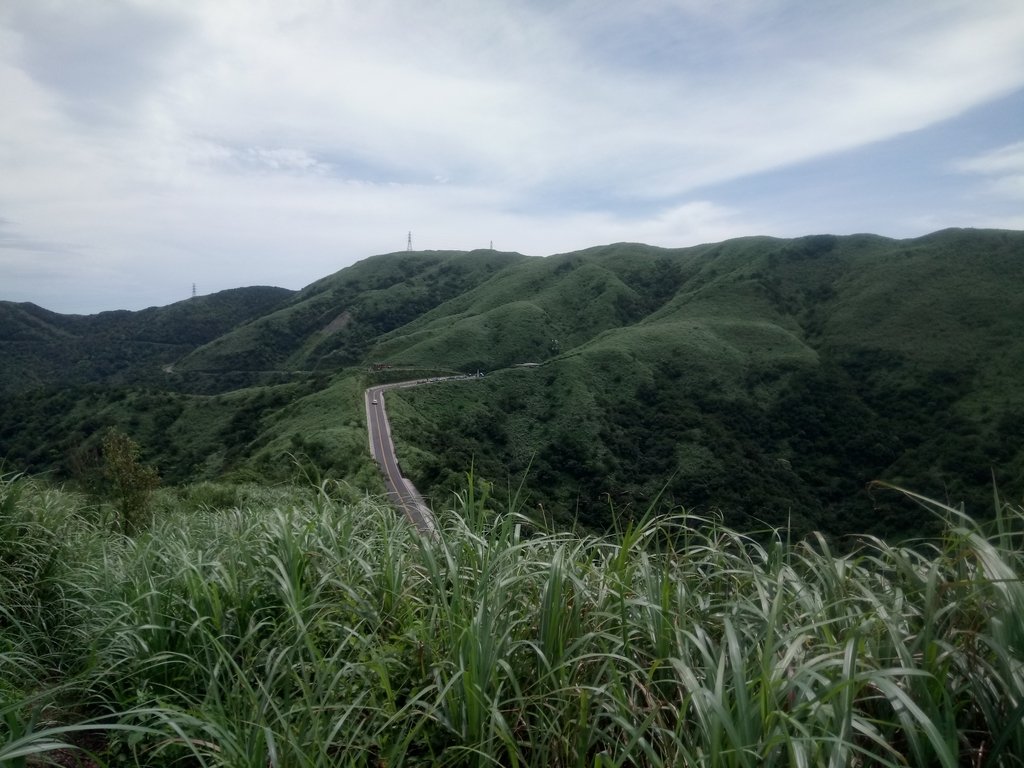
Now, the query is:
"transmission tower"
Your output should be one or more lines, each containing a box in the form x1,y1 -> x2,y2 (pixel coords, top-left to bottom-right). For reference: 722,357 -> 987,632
407,231 -> 413,251
192,283 -> 196,298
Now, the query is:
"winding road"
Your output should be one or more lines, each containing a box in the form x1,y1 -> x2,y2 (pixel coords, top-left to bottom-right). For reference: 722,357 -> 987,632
365,380 -> 440,537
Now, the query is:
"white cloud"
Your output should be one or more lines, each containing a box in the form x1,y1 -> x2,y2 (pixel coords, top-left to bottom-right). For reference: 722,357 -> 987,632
955,142 -> 1024,176
1,0 -> 1023,312
954,142 -> 1024,202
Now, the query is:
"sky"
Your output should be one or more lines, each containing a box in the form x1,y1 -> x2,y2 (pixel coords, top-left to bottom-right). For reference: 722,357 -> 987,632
1,1 -> 1023,314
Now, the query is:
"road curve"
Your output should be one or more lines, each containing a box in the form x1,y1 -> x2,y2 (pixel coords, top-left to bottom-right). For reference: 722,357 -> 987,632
365,381 -> 438,537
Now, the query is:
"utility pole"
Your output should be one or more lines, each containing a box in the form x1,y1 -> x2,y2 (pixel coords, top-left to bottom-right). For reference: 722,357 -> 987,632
407,231 -> 413,251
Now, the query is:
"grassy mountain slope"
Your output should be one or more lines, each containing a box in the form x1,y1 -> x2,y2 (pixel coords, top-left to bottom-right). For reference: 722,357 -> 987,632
1,228 -> 1021,540
0,286 -> 294,394
1,372 -> 382,491
174,249 -> 528,378
382,230 -> 1024,538
368,244 -> 698,369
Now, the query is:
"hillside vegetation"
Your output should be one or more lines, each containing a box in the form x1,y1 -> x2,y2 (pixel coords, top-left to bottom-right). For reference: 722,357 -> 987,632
0,286 -> 294,394
174,249 -> 526,379
4,471 -> 1024,766
383,230 -> 1024,537
1,229 -> 1022,539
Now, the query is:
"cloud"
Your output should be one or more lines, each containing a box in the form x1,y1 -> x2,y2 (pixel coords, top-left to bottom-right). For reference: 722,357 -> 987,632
0,217 -> 77,255
135,1 -> 1024,195
954,141 -> 1024,201
947,142 -> 1024,231
1,0 -> 1023,312
0,0 -> 191,125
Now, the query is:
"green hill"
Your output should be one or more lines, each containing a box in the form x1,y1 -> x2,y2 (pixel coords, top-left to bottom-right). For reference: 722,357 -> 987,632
1,229 -> 1022,539
174,249 -> 528,380
0,286 -> 294,394
378,230 -> 1024,537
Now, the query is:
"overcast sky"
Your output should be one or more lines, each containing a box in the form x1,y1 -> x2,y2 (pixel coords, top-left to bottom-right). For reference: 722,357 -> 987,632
2,1 -> 1023,314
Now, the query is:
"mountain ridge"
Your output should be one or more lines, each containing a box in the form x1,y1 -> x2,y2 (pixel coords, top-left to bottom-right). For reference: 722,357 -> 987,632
0,285 -> 295,393
2,227 -> 1021,539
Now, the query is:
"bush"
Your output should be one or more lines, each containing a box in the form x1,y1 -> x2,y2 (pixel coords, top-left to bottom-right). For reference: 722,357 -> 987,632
101,428 -> 159,535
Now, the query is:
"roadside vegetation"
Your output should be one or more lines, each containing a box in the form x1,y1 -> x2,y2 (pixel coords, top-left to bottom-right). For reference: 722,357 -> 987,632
4,468 -> 1024,766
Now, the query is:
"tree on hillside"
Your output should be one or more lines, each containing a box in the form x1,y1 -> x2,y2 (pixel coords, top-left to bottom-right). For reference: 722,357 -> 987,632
102,428 -> 160,535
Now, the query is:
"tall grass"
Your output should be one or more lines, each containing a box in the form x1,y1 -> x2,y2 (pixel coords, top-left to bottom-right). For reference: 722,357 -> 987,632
2,469 -> 1024,766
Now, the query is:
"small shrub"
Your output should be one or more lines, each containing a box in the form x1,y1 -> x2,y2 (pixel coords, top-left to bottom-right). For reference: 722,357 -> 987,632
101,428 -> 159,535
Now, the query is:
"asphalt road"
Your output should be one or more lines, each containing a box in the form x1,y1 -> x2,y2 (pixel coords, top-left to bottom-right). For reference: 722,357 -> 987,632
365,382 -> 438,537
